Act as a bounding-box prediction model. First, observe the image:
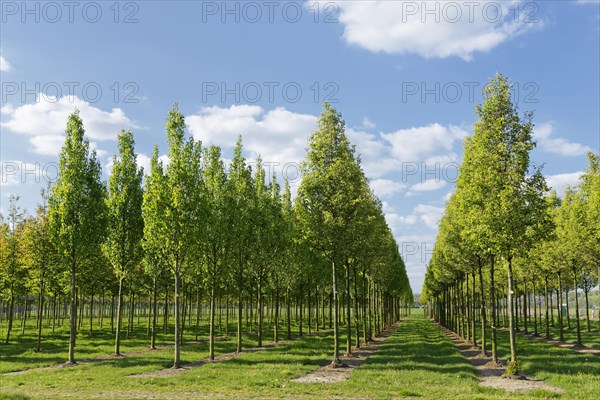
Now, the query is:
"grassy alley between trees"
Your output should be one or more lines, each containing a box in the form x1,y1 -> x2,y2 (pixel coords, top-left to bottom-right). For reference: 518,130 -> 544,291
1,74 -> 599,399
1,311 -> 599,399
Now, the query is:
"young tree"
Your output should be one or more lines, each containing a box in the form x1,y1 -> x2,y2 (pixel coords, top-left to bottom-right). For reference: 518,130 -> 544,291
104,130 -> 144,356
1,195 -> 26,344
226,136 -> 254,353
296,103 -> 367,367
202,145 -> 229,359
142,146 -> 168,350
161,105 -> 205,368
48,110 -> 107,364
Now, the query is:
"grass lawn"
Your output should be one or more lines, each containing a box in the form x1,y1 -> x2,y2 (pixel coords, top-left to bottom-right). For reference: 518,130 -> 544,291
1,311 -> 599,399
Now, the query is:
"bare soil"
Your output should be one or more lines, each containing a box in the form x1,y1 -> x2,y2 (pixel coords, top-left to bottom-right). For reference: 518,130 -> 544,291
292,323 -> 398,383
438,324 -> 564,394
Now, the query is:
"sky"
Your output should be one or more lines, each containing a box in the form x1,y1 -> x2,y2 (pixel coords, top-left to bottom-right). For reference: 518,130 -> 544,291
1,0 -> 599,293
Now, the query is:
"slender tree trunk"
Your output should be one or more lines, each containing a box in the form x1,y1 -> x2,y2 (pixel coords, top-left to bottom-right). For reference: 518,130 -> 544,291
345,262 -> 352,356
331,260 -> 341,366
584,289 -> 590,332
209,280 -> 216,360
274,286 -> 279,342
557,273 -> 564,342
173,268 -> 181,368
115,277 -> 124,355
151,277 -> 158,350
507,257 -> 517,367
478,259 -> 487,357
362,267 -> 368,345
471,272 -> 477,348
286,287 -> 291,340
5,286 -> 14,344
68,262 -> 77,364
36,279 -> 44,352
258,275 -> 263,347
572,265 -> 581,346
489,256 -> 497,363
544,276 -> 550,339
237,270 -> 243,353
353,265 -> 360,349
532,281 -> 538,336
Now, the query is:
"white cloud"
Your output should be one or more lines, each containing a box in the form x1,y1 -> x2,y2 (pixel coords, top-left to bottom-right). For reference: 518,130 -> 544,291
328,0 -> 539,61
359,117 -> 376,130
1,95 -> 138,155
382,123 -> 467,163
370,178 -> 407,198
414,204 -> 444,229
0,55 -> 12,72
386,204 -> 444,232
186,105 -> 317,166
546,171 -> 583,197
534,122 -> 593,157
409,179 -> 447,192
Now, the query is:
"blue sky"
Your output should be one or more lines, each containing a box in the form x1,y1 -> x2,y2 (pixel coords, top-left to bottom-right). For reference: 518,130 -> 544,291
1,0 -> 599,292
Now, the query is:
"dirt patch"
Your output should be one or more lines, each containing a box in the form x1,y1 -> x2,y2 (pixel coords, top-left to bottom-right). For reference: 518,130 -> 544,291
292,323 -> 398,383
437,324 -> 564,394
130,330 -> 333,378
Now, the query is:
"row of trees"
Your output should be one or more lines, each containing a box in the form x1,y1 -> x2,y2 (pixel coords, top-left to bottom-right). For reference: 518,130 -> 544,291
422,74 -> 600,375
1,103 -> 413,368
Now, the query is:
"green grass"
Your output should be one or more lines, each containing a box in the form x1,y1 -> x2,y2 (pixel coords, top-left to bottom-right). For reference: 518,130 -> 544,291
1,312 -> 599,399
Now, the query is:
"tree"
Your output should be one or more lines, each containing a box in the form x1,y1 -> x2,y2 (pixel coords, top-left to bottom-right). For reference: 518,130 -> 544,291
1,195 -> 26,344
104,130 -> 144,356
22,188 -> 59,351
142,146 -> 168,350
226,136 -> 254,353
296,103 -> 367,367
160,105 -> 205,368
48,110 -> 107,364
201,145 -> 229,359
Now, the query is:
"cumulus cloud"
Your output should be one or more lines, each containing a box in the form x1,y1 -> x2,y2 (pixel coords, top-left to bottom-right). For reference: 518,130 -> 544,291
0,55 -> 12,72
382,123 -> 467,163
546,171 -> 584,197
326,0 -> 540,60
369,178 -> 407,198
1,95 -> 138,155
409,179 -> 447,193
534,122 -> 593,157
386,203 -> 444,233
186,105 -> 317,167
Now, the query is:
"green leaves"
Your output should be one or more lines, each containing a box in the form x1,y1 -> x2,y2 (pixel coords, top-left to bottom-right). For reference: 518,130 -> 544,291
104,130 -> 144,280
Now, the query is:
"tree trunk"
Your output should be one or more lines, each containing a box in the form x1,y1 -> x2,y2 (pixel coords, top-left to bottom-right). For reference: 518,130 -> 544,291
115,278 -> 124,355
173,268 -> 181,368
507,257 -> 517,366
478,258 -> 487,357
557,273 -> 564,342
5,286 -> 15,344
572,265 -> 581,346
544,276 -> 550,338
489,256 -> 497,363
209,280 -> 216,360
68,262 -> 77,364
584,288 -> 590,332
36,280 -> 44,352
471,272 -> 477,347
345,262 -> 352,356
331,260 -> 341,367
151,277 -> 158,350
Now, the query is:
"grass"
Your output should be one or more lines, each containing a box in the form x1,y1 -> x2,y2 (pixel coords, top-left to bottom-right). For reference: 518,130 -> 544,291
1,311 -> 599,399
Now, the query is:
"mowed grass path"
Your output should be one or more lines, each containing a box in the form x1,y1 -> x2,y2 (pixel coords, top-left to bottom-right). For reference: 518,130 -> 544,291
1,313 -> 599,399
